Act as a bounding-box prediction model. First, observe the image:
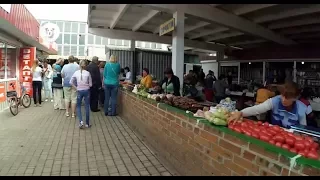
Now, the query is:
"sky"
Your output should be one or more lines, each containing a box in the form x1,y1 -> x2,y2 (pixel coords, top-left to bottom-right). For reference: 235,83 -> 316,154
24,4 -> 88,22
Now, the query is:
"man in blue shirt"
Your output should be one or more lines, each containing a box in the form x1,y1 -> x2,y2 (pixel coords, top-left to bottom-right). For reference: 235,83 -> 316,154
61,55 -> 80,118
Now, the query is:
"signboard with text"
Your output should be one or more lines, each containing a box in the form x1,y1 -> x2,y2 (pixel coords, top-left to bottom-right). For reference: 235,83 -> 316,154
0,83 -> 5,102
159,18 -> 175,36
19,47 -> 36,96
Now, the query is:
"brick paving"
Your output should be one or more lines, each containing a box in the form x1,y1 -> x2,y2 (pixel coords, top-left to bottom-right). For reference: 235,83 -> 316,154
0,103 -> 174,176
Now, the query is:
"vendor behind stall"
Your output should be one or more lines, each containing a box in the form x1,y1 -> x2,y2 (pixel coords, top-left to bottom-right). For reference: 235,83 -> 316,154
229,82 -> 311,128
159,68 -> 180,96
255,84 -> 276,105
213,74 -> 229,103
299,87 -> 317,127
140,68 -> 152,89
204,70 -> 216,102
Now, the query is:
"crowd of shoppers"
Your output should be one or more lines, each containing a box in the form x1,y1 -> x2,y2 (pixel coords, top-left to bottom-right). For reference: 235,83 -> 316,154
30,55 -> 122,129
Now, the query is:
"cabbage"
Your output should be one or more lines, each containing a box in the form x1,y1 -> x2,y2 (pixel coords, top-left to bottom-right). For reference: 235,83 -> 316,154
204,111 -> 213,121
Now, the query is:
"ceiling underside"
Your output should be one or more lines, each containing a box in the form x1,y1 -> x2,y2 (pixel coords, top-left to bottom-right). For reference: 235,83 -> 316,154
88,4 -> 320,51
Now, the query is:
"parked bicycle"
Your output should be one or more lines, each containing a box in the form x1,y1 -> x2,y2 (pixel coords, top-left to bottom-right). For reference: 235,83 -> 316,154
6,81 -> 31,116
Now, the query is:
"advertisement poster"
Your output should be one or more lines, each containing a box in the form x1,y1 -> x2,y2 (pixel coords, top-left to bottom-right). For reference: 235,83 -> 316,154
39,22 -> 59,52
8,80 -> 16,91
0,48 -> 4,79
19,47 -> 36,97
0,82 -> 5,103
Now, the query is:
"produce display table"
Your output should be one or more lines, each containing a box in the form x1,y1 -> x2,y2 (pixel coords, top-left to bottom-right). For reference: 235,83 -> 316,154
118,89 -> 320,176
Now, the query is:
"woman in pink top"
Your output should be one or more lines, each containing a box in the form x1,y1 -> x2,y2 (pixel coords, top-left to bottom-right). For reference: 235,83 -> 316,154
70,60 -> 92,129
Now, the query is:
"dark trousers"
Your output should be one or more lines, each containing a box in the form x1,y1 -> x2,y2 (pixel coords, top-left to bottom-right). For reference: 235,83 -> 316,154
99,88 -> 105,107
32,81 -> 42,104
90,86 -> 99,111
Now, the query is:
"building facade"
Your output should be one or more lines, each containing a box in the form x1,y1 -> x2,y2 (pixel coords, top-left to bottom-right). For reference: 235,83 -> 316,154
0,5 -> 56,112
39,19 -> 169,59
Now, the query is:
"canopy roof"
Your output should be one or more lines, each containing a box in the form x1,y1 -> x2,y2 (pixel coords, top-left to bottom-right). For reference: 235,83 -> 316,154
88,4 -> 320,52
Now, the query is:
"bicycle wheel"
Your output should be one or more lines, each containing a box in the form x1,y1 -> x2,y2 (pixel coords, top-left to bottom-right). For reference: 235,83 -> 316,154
21,94 -> 31,108
9,98 -> 18,116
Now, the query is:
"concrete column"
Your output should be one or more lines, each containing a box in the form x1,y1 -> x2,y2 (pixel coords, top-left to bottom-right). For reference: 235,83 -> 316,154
216,51 -> 224,76
262,61 -> 266,84
172,11 -> 184,89
130,40 -> 135,51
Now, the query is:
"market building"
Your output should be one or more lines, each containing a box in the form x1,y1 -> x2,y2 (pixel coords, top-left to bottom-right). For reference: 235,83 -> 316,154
0,4 -> 57,111
88,4 -> 320,176
38,19 -> 172,61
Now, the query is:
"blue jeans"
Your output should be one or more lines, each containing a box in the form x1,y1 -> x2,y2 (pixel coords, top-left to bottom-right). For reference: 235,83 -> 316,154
104,84 -> 118,116
77,90 -> 90,125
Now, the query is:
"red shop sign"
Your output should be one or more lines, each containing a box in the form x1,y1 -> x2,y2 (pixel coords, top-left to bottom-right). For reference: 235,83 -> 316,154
0,82 -> 5,103
19,47 -> 36,97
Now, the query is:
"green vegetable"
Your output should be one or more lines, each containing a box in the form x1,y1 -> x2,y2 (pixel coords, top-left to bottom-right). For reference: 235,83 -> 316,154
213,111 -> 227,120
212,118 -> 227,126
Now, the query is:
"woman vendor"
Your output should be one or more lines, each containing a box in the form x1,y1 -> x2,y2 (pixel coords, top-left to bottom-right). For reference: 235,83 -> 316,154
159,68 -> 181,96
229,82 -> 312,128
140,68 -> 153,89
255,84 -> 276,105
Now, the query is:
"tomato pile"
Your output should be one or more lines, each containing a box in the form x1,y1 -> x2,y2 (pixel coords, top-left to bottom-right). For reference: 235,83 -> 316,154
228,120 -> 320,160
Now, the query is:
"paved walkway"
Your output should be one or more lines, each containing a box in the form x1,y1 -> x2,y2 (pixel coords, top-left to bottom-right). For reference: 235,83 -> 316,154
0,103 -> 174,176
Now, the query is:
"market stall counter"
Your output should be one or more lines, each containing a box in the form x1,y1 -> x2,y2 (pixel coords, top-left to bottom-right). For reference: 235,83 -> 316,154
118,89 -> 320,176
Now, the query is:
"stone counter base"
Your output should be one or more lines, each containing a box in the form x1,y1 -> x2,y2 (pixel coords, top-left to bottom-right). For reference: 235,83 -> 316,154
118,90 -> 320,176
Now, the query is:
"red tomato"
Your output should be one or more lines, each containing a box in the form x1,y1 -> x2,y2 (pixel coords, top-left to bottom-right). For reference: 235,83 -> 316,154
262,122 -> 269,127
241,122 -> 248,127
234,127 -> 243,134
260,135 -> 271,142
269,130 -> 277,136
295,141 -> 306,151
305,136 -> 314,143
228,120 -> 234,125
307,151 -> 319,160
257,121 -> 263,125
274,135 -> 285,144
287,133 -> 295,137
304,141 -> 312,149
228,124 -> 234,130
295,136 -> 303,141
269,140 -> 276,145
244,131 -> 252,136
271,125 -> 281,131
251,132 -> 259,139
304,149 -> 309,154
310,147 -> 317,152
298,151 -> 307,157
285,137 -> 296,147
253,127 -> 260,133
267,132 -> 273,137
290,148 -> 297,154
282,144 -> 290,150
312,142 -> 319,150
261,129 -> 268,134
275,142 -> 282,147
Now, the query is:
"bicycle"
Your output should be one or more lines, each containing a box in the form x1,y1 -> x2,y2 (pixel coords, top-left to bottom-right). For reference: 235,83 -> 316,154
6,80 -> 32,116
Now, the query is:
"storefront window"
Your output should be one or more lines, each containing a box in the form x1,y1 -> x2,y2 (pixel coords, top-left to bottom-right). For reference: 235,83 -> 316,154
6,45 -> 17,79
78,46 -> 85,56
79,35 -> 85,45
0,42 -> 5,79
